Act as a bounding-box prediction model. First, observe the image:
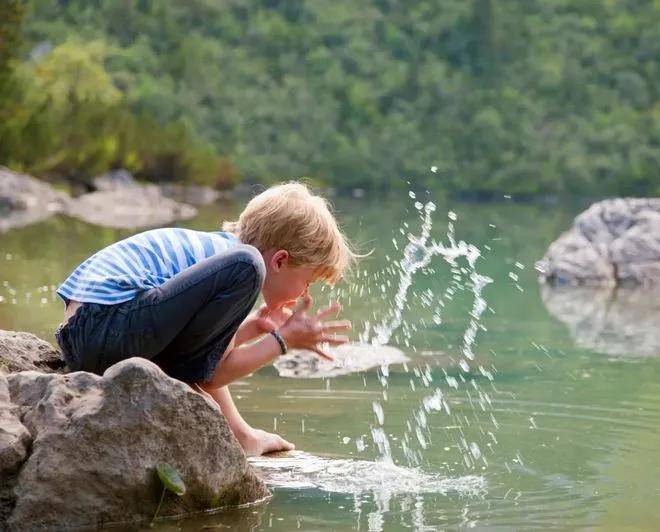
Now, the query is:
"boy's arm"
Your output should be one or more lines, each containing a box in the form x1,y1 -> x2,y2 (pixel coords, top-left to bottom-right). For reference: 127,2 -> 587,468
206,333 -> 283,388
197,384 -> 251,439
198,383 -> 295,456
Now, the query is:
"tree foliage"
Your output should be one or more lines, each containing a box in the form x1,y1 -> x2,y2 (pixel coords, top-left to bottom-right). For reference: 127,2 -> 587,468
1,0 -> 659,196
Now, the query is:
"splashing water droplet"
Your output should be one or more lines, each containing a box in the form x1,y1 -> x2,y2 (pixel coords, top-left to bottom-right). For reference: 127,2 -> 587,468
373,402 -> 385,425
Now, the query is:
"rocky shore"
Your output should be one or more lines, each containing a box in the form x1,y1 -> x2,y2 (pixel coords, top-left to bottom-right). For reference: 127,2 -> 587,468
0,330 -> 269,530
0,168 -> 209,232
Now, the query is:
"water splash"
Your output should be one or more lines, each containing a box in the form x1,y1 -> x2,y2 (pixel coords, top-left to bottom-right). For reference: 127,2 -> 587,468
250,451 -> 485,497
363,198 -> 494,468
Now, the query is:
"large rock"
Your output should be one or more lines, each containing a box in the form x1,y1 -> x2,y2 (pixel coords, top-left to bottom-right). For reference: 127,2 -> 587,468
1,358 -> 269,530
0,374 -> 30,476
540,285 -> 660,358
537,198 -> 660,286
0,167 -> 70,232
67,184 -> 197,229
0,330 -> 67,374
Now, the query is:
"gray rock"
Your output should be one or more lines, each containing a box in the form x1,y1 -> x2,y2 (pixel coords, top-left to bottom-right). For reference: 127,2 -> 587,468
0,167 -> 70,232
0,373 -> 30,476
92,168 -> 138,191
67,184 -> 197,229
540,285 -> 660,358
274,343 -> 409,378
538,198 -> 660,286
3,358 -> 269,530
159,183 -> 221,205
0,330 -> 67,374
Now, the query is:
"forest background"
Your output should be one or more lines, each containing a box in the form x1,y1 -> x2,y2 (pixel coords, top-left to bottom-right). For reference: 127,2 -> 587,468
0,0 -> 659,198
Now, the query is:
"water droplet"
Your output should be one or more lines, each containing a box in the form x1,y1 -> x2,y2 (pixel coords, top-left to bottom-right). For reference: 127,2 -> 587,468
408,191 -> 416,199
372,401 -> 385,425
431,166 -> 438,173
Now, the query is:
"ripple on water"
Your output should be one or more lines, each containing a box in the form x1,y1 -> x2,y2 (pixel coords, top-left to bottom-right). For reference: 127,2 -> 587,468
249,451 -> 486,497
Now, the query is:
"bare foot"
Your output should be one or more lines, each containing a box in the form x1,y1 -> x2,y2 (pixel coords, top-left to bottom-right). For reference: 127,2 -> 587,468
238,428 -> 295,456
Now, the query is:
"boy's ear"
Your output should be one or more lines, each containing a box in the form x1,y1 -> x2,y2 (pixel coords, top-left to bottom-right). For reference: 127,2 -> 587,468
271,249 -> 289,271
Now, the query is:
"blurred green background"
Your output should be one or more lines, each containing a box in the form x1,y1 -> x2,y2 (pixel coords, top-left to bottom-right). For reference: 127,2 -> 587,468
1,0 -> 659,196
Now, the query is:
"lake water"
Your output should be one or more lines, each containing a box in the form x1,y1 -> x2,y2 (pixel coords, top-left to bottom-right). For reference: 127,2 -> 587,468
1,194 -> 659,530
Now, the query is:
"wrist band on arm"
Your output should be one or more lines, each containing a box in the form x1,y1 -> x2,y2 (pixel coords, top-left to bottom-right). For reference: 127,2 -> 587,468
270,329 -> 288,355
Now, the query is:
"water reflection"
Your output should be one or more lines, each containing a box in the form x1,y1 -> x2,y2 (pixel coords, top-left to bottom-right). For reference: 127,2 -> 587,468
540,285 -> 660,358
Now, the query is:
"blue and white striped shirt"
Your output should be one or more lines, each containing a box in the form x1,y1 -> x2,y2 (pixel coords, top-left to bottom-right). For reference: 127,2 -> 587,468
57,228 -> 240,305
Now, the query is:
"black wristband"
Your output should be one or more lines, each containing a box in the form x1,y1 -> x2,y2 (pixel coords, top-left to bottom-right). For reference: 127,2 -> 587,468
270,329 -> 288,355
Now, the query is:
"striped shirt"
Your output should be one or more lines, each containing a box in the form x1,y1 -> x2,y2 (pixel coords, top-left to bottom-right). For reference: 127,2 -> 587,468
57,228 -> 240,305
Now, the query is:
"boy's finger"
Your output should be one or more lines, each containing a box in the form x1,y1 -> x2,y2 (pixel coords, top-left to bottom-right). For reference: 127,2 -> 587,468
311,346 -> 335,361
320,334 -> 350,345
321,320 -> 352,333
294,294 -> 313,314
316,301 -> 341,319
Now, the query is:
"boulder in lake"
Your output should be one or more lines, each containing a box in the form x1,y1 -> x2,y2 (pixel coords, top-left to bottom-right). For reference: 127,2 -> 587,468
537,198 -> 660,286
0,330 -> 67,374
0,167 -> 70,232
1,357 -> 269,530
67,184 -> 197,229
274,343 -> 409,378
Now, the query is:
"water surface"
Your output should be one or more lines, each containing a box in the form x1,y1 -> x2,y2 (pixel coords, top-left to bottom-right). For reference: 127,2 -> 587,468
1,195 -> 659,530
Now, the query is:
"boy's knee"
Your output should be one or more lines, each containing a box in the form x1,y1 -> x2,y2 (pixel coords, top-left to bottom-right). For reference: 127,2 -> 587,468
232,244 -> 266,291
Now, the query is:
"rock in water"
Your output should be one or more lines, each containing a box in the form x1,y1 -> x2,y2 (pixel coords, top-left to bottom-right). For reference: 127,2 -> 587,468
2,358 -> 269,530
0,167 -> 70,232
0,330 -> 67,374
274,343 -> 409,378
66,184 -> 197,229
537,198 -> 660,286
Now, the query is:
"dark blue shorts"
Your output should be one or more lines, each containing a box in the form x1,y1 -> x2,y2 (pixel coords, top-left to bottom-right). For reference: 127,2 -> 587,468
55,244 -> 265,383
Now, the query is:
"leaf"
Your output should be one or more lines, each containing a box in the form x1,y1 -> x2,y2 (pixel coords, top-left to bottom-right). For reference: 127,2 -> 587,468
155,463 -> 186,496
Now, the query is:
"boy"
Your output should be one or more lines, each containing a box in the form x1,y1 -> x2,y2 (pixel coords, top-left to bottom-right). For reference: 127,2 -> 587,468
55,183 -> 354,456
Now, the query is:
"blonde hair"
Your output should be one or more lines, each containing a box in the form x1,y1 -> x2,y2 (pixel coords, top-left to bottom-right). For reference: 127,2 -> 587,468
223,182 -> 357,284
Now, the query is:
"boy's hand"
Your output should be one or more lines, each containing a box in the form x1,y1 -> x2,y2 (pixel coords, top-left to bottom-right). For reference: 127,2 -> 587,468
235,303 -> 295,345
279,294 -> 351,361
254,303 -> 295,333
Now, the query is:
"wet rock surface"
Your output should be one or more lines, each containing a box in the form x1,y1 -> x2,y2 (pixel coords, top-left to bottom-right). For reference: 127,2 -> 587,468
537,198 -> 660,286
540,285 -> 660,358
0,357 -> 269,530
0,330 -> 67,374
0,167 -> 70,233
274,343 -> 409,378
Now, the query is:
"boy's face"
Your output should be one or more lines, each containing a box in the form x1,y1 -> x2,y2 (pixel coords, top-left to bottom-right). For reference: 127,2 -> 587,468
261,249 -> 317,310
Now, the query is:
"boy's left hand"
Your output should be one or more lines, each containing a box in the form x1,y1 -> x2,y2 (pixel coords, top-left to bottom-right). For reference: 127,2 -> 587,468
235,303 -> 294,345
253,302 -> 295,332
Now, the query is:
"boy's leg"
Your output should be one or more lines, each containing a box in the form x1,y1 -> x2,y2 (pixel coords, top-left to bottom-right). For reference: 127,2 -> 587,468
99,244 -> 265,381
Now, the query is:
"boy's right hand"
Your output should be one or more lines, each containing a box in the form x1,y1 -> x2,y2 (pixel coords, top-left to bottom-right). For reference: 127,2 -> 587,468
279,294 -> 351,361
